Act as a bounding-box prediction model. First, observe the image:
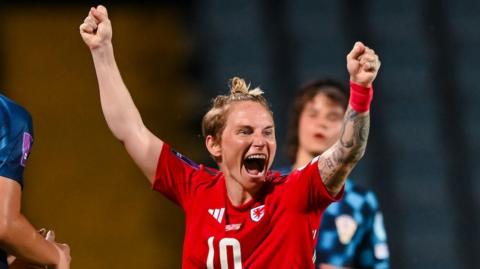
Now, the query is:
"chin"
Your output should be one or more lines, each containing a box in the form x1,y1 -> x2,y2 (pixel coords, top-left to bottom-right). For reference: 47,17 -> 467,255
309,145 -> 329,155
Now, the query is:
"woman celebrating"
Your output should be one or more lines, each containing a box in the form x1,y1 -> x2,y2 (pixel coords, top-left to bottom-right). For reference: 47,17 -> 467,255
80,5 -> 380,269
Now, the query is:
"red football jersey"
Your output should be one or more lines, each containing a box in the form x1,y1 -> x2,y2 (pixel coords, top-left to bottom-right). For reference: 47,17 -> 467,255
153,144 -> 343,269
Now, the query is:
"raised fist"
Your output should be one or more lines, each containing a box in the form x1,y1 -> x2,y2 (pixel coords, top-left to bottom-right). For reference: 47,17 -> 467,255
79,5 -> 112,50
347,42 -> 381,87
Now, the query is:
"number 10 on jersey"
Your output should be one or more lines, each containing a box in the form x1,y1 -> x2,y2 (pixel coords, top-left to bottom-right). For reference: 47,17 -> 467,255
207,236 -> 242,269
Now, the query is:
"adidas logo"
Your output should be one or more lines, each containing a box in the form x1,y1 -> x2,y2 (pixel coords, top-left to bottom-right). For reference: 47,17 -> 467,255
208,208 -> 225,223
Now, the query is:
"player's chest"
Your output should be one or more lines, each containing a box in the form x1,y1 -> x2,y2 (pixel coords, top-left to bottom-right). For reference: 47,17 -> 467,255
186,192 -> 277,237
184,194 -> 283,269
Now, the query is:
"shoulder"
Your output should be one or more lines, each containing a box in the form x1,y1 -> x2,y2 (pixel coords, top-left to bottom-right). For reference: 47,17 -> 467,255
169,146 -> 220,177
350,181 -> 380,209
0,94 -> 32,124
0,94 -> 33,140
345,179 -> 368,194
331,180 -> 381,212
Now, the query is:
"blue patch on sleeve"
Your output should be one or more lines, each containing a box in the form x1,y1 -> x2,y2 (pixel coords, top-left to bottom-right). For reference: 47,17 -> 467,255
170,148 -> 200,170
0,94 -> 34,186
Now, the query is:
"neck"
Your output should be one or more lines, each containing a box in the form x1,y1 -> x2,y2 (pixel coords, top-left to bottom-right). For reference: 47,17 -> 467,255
293,148 -> 317,170
223,173 -> 262,207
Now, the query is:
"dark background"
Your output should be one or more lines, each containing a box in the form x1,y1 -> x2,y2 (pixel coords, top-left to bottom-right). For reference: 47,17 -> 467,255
1,1 -> 479,268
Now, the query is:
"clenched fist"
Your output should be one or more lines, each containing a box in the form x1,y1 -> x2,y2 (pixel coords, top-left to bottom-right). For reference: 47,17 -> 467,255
347,42 -> 381,87
79,5 -> 112,50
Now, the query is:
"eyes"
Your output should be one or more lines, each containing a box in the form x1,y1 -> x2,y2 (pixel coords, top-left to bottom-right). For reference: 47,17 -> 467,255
306,110 -> 343,121
263,128 -> 274,137
237,127 -> 251,135
237,127 -> 275,138
327,113 -> 343,121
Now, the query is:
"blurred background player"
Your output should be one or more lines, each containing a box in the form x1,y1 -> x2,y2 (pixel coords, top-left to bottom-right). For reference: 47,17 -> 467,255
0,94 -> 71,269
285,79 -> 389,268
80,5 -> 381,268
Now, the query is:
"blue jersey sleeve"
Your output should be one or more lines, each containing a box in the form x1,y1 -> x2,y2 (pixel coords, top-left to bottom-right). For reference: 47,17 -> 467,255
0,94 -> 34,187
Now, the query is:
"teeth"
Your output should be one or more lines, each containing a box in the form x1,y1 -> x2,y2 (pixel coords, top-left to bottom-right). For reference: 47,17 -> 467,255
246,154 -> 266,160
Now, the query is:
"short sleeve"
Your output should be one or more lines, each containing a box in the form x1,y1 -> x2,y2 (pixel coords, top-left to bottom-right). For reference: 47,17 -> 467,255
0,94 -> 34,187
285,156 -> 344,212
152,143 -> 204,209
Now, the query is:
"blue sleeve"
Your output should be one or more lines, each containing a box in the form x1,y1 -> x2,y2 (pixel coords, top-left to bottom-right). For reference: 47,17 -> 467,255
356,191 -> 390,269
0,94 -> 34,187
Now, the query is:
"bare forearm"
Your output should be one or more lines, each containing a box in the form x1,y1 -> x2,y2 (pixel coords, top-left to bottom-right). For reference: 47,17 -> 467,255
91,43 -> 145,142
81,6 -> 163,181
0,214 -> 58,266
318,106 -> 370,194
339,107 -> 370,163
90,43 -> 163,181
318,41 -> 379,196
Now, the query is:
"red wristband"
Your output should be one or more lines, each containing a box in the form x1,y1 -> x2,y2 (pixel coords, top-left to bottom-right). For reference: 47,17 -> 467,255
349,81 -> 373,112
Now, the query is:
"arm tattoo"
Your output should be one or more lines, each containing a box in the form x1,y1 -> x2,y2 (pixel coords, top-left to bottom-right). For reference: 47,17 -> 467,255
319,107 -> 370,194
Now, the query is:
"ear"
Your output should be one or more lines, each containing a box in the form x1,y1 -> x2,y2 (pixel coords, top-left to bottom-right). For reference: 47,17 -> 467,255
205,135 -> 221,158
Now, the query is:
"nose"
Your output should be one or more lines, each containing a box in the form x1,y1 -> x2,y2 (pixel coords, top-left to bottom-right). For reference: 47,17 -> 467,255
252,133 -> 266,148
316,116 -> 328,130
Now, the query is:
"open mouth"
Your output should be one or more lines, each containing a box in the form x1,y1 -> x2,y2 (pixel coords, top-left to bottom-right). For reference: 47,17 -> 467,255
243,154 -> 267,176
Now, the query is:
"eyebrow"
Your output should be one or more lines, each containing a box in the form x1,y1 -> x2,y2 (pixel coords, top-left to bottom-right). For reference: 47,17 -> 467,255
237,124 -> 274,128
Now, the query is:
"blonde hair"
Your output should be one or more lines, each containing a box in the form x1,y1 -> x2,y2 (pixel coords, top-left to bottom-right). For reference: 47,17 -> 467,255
201,77 -> 272,141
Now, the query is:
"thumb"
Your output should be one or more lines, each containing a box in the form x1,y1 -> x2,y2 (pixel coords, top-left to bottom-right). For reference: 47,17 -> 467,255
46,230 -> 55,242
347,41 -> 365,61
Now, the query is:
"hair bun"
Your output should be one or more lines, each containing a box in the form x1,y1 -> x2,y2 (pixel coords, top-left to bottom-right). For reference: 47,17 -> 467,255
229,77 -> 264,96
230,77 -> 249,94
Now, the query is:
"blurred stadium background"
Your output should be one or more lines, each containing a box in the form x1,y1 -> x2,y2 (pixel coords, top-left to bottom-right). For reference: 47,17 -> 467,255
1,0 -> 479,268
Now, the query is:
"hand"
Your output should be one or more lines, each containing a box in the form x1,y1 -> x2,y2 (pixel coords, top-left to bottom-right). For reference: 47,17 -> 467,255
52,243 -> 71,269
45,230 -> 71,269
79,5 -> 112,50
347,41 -> 381,87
